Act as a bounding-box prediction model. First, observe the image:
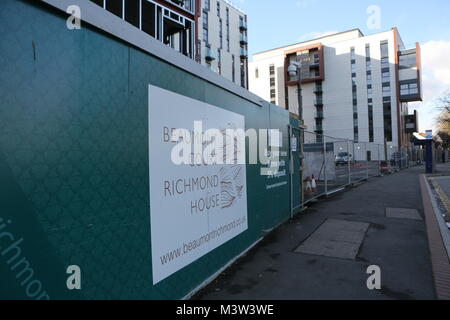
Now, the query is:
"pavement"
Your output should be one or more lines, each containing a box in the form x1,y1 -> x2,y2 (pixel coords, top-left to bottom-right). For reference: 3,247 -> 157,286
194,164 -> 444,300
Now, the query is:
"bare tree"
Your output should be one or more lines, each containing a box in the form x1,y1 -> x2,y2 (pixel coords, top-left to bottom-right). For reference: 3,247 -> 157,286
436,90 -> 450,134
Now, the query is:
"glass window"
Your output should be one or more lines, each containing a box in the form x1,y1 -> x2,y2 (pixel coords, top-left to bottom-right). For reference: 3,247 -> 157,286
270,77 -> 275,87
380,41 -> 389,57
350,47 -> 356,59
399,53 -> 417,69
269,64 -> 275,76
366,45 -> 370,58
381,57 -> 389,69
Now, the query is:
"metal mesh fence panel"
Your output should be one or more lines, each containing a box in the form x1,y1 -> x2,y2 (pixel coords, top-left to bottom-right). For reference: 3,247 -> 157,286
302,131 -> 326,202
324,135 -> 351,193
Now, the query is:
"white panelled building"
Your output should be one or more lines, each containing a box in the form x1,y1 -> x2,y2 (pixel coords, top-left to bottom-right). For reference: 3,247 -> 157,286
198,0 -> 249,88
249,28 -> 422,149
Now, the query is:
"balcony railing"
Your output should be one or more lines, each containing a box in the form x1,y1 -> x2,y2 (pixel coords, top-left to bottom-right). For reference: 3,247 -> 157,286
240,48 -> 248,58
314,86 -> 323,93
205,47 -> 216,61
239,20 -> 247,30
240,34 -> 248,44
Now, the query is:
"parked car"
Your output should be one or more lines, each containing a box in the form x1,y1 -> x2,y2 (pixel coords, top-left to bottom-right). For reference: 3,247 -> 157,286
335,152 -> 353,166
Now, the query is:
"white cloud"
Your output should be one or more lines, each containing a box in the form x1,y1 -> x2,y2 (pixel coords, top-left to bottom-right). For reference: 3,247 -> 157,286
298,30 -> 339,42
410,40 -> 450,132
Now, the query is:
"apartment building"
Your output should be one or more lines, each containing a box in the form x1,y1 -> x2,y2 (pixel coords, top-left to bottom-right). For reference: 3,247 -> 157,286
249,28 -> 422,148
198,0 -> 249,88
90,0 -> 199,59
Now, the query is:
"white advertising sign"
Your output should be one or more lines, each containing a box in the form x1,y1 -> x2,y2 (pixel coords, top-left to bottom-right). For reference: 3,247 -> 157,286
148,85 -> 248,284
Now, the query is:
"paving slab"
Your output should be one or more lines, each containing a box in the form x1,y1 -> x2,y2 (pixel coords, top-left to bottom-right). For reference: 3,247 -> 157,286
295,219 -> 369,260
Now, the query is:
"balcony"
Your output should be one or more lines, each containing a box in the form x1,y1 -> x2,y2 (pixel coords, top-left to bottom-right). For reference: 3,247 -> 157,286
240,48 -> 248,59
309,59 -> 320,68
315,112 -> 324,119
240,34 -> 248,45
239,20 -> 247,30
314,86 -> 323,94
205,47 -> 216,61
314,99 -> 323,107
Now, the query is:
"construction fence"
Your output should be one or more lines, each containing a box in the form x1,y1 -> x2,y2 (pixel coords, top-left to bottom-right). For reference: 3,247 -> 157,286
301,130 -> 424,204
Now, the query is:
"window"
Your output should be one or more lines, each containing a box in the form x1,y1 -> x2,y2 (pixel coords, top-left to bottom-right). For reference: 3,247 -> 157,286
270,77 -> 276,87
350,47 -> 356,60
204,0 -> 210,11
91,0 -> 103,6
255,68 -> 259,79
202,12 -> 208,27
219,19 -> 223,48
226,8 -> 229,25
366,74 -> 372,85
217,49 -> 221,74
365,45 -> 371,58
269,64 -> 275,76
399,53 -> 417,69
351,63 -> 356,73
202,28 -> 208,42
232,55 -> 235,82
106,0 -> 123,18
382,85 -> 391,97
240,58 -> 246,88
367,88 -> 373,99
216,1 -> 220,16
400,82 -> 419,95
366,60 -> 371,70
141,1 -> 156,37
380,41 -> 389,58
381,57 -> 389,69
124,0 -> 140,28
269,63 -> 276,102
382,71 -> 390,83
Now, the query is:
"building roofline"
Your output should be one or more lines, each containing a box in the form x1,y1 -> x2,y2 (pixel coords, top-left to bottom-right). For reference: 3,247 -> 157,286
253,27 -> 404,57
221,0 -> 246,15
253,28 -> 365,56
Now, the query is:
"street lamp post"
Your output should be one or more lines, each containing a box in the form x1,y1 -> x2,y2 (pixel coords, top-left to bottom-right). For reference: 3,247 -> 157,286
287,62 -> 303,123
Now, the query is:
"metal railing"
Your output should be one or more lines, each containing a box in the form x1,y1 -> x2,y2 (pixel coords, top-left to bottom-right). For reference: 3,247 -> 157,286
301,130 -> 424,205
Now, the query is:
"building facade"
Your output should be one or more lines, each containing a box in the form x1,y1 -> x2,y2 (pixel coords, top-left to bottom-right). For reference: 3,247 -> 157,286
90,0 -> 200,59
249,28 -> 422,148
198,0 -> 249,88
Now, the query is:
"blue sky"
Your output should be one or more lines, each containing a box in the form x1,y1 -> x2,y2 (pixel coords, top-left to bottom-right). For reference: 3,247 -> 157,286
231,0 -> 450,132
